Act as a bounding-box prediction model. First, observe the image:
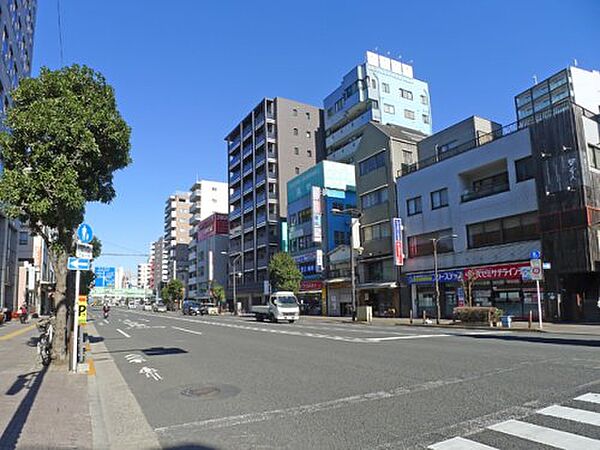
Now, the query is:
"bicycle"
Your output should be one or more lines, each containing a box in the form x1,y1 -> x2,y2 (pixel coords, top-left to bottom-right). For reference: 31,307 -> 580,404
36,317 -> 55,366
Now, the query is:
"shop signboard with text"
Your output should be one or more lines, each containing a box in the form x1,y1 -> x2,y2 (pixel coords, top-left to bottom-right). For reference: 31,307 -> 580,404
407,270 -> 462,284
463,262 -> 530,281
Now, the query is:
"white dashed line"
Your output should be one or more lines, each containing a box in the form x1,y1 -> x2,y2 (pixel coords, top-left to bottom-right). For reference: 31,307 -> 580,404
116,328 -> 131,338
172,326 -> 203,336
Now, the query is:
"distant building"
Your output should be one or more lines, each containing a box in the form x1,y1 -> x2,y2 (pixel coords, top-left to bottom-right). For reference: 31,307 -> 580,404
287,161 -> 356,315
187,180 -> 228,299
323,51 -> 431,163
225,97 -> 324,311
0,0 -> 37,312
137,262 -> 151,290
164,192 -> 191,290
149,237 -> 167,294
190,213 -> 229,301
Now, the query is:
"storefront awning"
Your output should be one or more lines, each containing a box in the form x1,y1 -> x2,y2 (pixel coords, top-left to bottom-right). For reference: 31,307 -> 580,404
357,282 -> 397,290
324,277 -> 351,284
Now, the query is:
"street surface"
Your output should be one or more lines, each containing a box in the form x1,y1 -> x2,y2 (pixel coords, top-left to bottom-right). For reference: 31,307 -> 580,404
93,307 -> 600,449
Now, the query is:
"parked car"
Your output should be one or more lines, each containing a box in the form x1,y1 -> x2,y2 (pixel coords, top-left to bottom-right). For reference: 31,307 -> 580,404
199,302 -> 218,315
182,300 -> 200,316
143,303 -> 152,311
127,302 -> 136,309
153,302 -> 167,313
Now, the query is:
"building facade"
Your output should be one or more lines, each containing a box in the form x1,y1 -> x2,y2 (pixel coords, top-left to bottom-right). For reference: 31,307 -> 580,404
287,161 -> 356,315
187,180 -> 228,299
164,192 -> 191,290
149,237 -> 167,294
323,51 -> 431,163
0,0 -> 37,312
353,123 -> 426,317
190,213 -> 229,301
137,262 -> 151,290
225,97 -> 324,311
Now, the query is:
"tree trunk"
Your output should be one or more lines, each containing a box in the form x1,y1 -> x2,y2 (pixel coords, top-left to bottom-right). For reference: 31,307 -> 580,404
51,250 -> 69,363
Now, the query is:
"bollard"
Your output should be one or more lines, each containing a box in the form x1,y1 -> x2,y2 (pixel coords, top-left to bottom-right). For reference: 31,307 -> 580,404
529,310 -> 532,329
409,309 -> 413,325
422,310 -> 426,324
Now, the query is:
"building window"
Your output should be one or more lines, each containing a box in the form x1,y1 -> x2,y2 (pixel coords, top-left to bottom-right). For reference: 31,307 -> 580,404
359,151 -> 386,176
306,112 -> 310,120
588,144 -> 600,170
295,167 -> 300,175
462,172 -> 509,202
467,212 -> 539,248
422,114 -> 430,124
19,231 -> 28,245
404,109 -> 415,120
515,156 -> 535,181
407,196 -> 422,216
334,230 -> 350,246
420,94 -> 428,105
306,131 -> 311,138
371,79 -> 377,89
383,104 -> 395,114
403,150 -> 414,165
292,108 -> 298,117
371,99 -> 379,110
399,88 -> 413,100
294,147 -> 299,155
362,221 -> 391,242
430,188 -> 448,209
407,228 -> 454,257
382,82 -> 390,93
307,149 -> 312,158
361,187 -> 389,209
293,128 -> 298,136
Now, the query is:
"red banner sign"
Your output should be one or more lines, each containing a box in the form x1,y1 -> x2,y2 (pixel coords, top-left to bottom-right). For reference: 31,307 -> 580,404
300,280 -> 323,291
463,262 -> 529,281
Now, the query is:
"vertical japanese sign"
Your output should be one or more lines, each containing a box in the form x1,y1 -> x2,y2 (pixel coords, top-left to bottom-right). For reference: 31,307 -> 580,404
311,186 -> 322,243
392,218 -> 404,266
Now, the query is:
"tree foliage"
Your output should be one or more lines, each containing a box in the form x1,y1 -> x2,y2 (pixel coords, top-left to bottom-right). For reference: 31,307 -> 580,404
211,282 -> 225,305
268,252 -> 302,293
0,65 -> 131,361
162,279 -> 185,307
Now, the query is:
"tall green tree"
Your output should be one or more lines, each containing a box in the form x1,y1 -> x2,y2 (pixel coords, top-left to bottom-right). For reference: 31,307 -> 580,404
0,65 -> 131,362
268,252 -> 302,293
162,279 -> 184,309
211,282 -> 226,309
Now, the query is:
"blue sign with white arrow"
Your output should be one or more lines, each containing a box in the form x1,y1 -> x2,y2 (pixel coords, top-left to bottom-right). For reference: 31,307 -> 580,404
94,266 -> 116,287
77,223 -> 93,244
68,257 -> 91,271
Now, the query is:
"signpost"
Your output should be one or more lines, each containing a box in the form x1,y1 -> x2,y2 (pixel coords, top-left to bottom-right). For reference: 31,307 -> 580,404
76,242 -> 93,259
78,296 -> 87,325
530,250 -> 543,329
94,266 -> 116,288
70,223 -> 93,372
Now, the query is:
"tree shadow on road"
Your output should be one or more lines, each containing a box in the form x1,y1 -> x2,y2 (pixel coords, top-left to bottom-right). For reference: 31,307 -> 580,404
466,334 -> 600,348
0,364 -> 48,447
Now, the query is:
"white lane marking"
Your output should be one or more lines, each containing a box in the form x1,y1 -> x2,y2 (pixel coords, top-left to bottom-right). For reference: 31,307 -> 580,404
429,437 -> 498,450
488,419 -> 600,449
172,326 -> 203,336
125,354 -> 146,364
368,334 -> 450,341
538,404 -> 600,427
574,392 -> 600,405
139,366 -> 162,381
116,328 -> 131,338
103,319 -> 109,324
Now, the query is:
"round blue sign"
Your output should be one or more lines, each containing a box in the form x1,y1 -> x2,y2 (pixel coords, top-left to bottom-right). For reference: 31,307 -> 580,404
77,223 -> 93,244
530,250 -> 541,259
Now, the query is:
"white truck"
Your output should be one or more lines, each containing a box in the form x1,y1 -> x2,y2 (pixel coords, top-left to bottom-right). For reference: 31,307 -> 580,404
252,291 -> 300,323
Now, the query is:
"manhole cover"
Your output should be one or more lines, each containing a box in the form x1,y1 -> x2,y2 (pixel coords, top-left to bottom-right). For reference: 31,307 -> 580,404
174,383 -> 241,401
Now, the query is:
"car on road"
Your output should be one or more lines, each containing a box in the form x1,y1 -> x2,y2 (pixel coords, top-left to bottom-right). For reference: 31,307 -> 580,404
152,302 -> 167,313
252,291 -> 300,323
199,302 -> 218,315
127,302 -> 136,309
143,303 -> 152,311
182,300 -> 201,316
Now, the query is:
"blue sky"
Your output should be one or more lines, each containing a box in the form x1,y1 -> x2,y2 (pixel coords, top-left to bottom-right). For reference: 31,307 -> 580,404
32,0 -> 600,273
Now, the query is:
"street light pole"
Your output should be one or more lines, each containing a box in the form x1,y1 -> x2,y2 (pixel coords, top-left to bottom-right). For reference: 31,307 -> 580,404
223,251 -> 241,315
431,234 -> 458,325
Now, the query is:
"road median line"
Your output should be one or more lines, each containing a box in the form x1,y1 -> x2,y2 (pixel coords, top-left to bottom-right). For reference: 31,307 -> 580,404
0,323 -> 36,341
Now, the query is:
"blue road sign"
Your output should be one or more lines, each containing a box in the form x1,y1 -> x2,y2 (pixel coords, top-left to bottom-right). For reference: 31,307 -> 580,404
94,266 -> 116,287
68,257 -> 91,271
77,223 -> 93,244
530,250 -> 541,260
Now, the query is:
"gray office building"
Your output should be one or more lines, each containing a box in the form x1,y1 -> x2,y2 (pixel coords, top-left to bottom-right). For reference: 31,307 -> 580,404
0,0 -> 37,312
225,97 -> 324,310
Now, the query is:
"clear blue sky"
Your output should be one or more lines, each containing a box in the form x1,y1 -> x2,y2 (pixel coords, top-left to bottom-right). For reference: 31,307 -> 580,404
32,0 -> 600,273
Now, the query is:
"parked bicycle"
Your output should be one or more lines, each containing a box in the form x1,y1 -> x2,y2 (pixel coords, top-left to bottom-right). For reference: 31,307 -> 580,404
36,317 -> 55,366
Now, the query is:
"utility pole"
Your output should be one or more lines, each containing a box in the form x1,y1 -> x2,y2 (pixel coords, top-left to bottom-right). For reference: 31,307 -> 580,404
431,234 -> 458,325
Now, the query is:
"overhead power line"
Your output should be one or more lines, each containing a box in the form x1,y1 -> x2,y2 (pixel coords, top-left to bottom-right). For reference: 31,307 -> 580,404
101,253 -> 150,257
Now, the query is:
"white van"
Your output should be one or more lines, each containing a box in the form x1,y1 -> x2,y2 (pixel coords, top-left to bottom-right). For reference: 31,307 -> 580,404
251,291 -> 300,323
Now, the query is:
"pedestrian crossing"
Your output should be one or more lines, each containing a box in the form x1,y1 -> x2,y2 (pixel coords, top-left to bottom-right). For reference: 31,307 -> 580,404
428,392 -> 600,449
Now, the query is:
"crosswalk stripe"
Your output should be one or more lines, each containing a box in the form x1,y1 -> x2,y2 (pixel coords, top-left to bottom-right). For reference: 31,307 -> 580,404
488,419 -> 600,449
428,436 -> 498,449
574,393 -> 600,405
539,404 -> 600,427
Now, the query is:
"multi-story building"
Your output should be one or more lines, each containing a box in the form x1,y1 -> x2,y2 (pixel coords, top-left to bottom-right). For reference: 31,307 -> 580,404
287,161 -> 356,315
323,51 -> 431,163
0,0 -> 37,312
353,122 -> 426,317
16,226 -> 54,315
149,238 -> 167,294
187,180 -> 228,299
225,97 -> 324,310
163,192 -> 191,290
137,262 -> 151,290
190,213 -> 229,302
397,66 -> 600,322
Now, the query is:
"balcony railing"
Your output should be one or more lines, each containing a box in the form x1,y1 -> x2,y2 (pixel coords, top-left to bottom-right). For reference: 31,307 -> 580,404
243,144 -> 253,158
244,220 -> 254,231
230,172 -> 241,184
461,182 -> 510,203
243,239 -> 254,251
228,136 -> 241,152
230,188 -> 241,201
229,154 -> 241,168
256,214 -> 267,227
255,114 -> 265,128
243,201 -> 254,213
243,163 -> 253,176
255,153 -> 266,167
230,207 -> 242,219
243,182 -> 253,194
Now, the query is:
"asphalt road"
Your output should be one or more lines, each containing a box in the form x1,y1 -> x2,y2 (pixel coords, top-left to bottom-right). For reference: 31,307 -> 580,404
92,307 -> 600,449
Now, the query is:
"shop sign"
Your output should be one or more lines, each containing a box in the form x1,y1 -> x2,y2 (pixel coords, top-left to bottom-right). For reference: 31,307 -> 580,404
392,218 -> 404,266
311,186 -> 322,243
293,253 -> 316,264
457,287 -> 465,307
406,270 -> 462,284
464,262 -> 529,281
301,280 -> 323,291
315,249 -> 323,273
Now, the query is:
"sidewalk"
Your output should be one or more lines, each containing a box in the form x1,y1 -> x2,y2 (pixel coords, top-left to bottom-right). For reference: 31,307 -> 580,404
0,318 -> 160,449
301,314 -> 600,335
